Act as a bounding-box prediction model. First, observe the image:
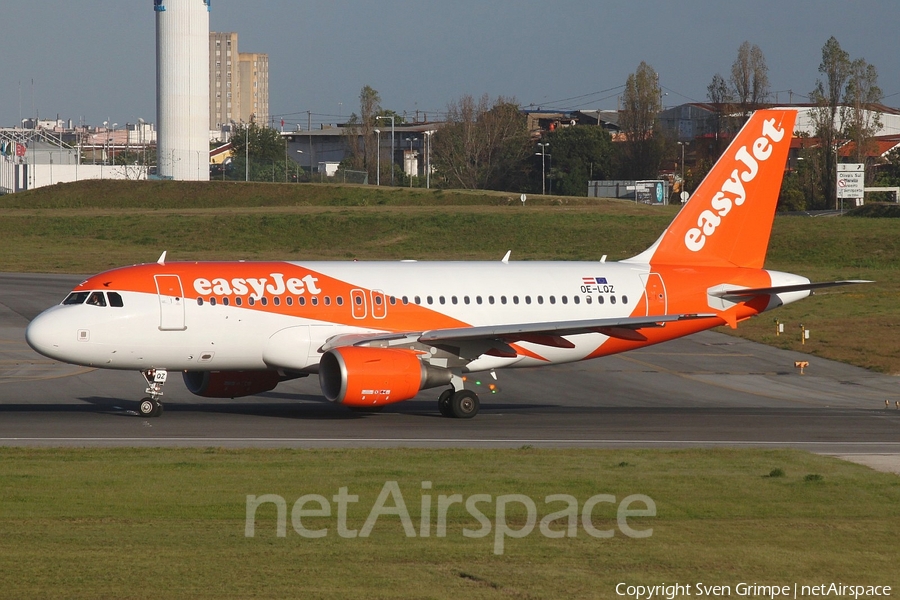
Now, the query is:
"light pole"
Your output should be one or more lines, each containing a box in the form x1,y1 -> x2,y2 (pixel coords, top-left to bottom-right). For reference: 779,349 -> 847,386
296,150 -> 303,182
110,123 -> 118,166
374,128 -> 381,186
536,142 -> 550,195
375,115 -> 394,186
424,130 -> 435,189
677,141 -> 688,202
405,137 -> 415,187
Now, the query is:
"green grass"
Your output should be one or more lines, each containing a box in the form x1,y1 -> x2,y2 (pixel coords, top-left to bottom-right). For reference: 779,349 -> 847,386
2,180 -> 899,372
0,448 -> 897,599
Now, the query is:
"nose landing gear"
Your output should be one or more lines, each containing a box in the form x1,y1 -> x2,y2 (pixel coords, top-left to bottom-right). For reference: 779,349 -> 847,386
138,369 -> 167,418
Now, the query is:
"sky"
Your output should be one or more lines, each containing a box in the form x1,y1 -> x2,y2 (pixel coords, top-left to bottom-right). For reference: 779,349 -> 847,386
1,1 -> 898,130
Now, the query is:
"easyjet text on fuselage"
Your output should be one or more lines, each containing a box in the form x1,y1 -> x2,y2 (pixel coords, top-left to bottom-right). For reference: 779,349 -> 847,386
193,273 -> 321,299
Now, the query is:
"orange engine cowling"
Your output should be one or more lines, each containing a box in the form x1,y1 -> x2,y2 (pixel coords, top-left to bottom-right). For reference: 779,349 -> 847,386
183,370 -> 281,398
318,347 -> 452,407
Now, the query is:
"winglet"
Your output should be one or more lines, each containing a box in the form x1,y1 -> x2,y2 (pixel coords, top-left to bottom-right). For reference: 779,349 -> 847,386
501,251 -> 511,264
157,251 -> 167,266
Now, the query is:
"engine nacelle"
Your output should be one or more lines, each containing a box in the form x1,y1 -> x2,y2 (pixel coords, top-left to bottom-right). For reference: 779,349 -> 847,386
318,347 -> 452,407
183,370 -> 281,398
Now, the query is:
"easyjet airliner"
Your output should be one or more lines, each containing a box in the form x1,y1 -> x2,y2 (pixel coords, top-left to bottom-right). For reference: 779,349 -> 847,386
25,110 -> 866,418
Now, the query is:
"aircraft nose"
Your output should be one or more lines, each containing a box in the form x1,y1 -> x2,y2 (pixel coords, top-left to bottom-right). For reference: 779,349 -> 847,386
25,308 -> 68,361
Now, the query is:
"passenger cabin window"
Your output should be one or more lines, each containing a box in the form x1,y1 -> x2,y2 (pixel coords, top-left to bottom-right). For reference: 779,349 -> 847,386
63,292 -> 90,305
86,292 -> 107,307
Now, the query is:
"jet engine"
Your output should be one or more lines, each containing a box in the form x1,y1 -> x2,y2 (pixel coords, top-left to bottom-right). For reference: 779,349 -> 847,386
318,347 -> 452,407
183,370 -> 281,398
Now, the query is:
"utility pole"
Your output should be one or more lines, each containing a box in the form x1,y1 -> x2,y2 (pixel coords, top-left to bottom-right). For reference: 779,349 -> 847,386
376,115 -> 395,186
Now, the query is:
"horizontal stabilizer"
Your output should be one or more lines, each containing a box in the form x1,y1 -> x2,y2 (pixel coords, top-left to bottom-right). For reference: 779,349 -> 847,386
710,280 -> 873,298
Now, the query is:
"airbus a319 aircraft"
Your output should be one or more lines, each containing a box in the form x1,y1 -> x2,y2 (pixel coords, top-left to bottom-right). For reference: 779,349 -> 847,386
26,109 -> 864,419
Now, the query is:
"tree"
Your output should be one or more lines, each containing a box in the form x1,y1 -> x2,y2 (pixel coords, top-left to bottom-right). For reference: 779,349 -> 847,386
730,41 -> 770,116
841,58 -> 883,170
431,94 -> 531,190
229,122 -> 286,181
546,126 -> 614,196
619,61 -> 663,179
343,85 -> 381,178
874,147 -> 900,188
706,72 -> 736,156
809,36 -> 851,209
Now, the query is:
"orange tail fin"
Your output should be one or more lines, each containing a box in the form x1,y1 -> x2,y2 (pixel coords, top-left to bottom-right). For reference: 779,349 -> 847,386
630,109 -> 796,269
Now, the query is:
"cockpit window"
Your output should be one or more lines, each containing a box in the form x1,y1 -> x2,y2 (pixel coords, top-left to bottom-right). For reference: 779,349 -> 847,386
108,292 -> 124,307
62,292 -> 90,305
86,292 -> 107,307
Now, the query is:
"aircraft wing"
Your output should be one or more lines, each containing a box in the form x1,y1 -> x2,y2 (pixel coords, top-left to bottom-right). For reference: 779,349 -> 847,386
321,313 -> 716,354
419,313 -> 715,345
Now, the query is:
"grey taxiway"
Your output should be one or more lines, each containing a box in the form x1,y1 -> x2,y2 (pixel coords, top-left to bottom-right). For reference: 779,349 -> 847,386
1,274 -> 898,461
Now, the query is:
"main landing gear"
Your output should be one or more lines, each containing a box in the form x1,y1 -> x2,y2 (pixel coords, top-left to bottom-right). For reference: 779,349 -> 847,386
437,388 -> 480,419
138,369 -> 167,418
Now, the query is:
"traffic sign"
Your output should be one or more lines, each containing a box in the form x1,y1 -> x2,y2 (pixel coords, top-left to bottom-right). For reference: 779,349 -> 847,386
837,163 -> 865,199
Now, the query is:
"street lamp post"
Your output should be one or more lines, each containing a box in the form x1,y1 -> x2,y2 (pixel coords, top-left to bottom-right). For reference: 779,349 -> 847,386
424,130 -> 435,189
375,116 -> 395,186
536,142 -> 550,195
296,150 -> 303,182
374,129 -> 381,186
677,141 -> 688,202
405,137 -> 415,188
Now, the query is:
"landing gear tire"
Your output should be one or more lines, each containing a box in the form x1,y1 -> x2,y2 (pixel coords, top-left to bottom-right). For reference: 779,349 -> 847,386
438,389 -> 454,418
139,397 -> 163,418
450,390 -> 479,419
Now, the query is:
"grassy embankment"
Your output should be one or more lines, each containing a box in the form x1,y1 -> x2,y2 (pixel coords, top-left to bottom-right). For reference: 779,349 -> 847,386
1,180 -> 898,372
0,447 -> 898,599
